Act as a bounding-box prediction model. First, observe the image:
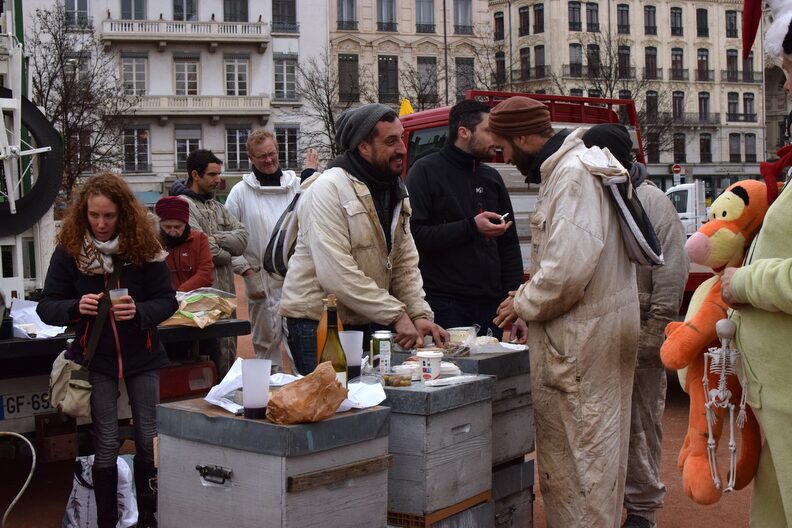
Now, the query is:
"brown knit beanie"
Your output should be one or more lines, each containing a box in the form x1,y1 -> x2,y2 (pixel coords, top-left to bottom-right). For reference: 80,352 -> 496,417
488,96 -> 552,138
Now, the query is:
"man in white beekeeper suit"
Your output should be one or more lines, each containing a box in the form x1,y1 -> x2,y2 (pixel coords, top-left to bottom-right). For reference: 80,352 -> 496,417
225,130 -> 302,372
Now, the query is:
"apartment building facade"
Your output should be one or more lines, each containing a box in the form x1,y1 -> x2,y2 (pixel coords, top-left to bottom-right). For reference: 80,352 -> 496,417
489,0 -> 767,199
27,0 -> 328,202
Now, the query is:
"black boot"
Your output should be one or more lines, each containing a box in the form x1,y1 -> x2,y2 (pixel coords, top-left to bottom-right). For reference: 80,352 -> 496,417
134,457 -> 158,528
92,465 -> 119,528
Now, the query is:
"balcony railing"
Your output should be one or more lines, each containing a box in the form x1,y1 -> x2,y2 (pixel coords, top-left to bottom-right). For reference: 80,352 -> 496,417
670,68 -> 689,80
377,21 -> 398,31
511,68 -> 532,81
643,67 -> 663,80
695,69 -> 714,82
100,19 -> 270,49
455,24 -> 473,34
273,92 -> 300,103
494,31 -> 505,40
700,152 -> 712,163
587,23 -> 600,32
126,95 -> 271,116
563,64 -> 585,77
726,28 -> 738,38
416,23 -> 435,33
569,21 -> 582,31
645,25 -> 657,35
65,12 -> 93,28
722,69 -> 739,82
617,24 -> 630,34
742,71 -> 762,82
671,26 -> 683,36
124,163 -> 152,173
618,66 -> 636,79
658,111 -> 720,125
746,154 -> 757,163
533,24 -> 544,33
721,70 -> 762,83
518,25 -> 530,36
337,20 -> 358,30
727,112 -> 758,122
697,27 -> 709,37
272,21 -> 299,33
730,154 -> 742,163
533,65 -> 549,79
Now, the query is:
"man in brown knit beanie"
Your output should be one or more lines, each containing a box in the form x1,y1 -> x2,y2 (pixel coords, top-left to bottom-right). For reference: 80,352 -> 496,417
491,96 -> 640,528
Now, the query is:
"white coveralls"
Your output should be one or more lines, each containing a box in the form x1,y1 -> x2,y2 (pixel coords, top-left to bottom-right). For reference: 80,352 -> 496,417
225,171 -> 300,370
513,130 -> 639,527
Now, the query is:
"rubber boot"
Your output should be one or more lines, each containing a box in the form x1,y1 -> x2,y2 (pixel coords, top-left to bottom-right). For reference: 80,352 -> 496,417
134,457 -> 158,528
92,465 -> 119,528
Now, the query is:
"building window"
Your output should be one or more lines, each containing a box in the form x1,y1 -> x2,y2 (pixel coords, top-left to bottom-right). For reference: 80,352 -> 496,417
454,0 -> 473,34
417,57 -> 438,101
645,47 -> 658,79
225,57 -> 248,96
416,0 -> 435,32
644,5 -> 656,34
743,51 -> 755,81
617,4 -> 629,34
670,7 -> 683,36
455,56 -> 474,99
569,44 -> 583,76
671,48 -> 684,80
672,91 -> 684,121
729,133 -> 741,162
696,49 -> 711,81
588,88 -> 601,98
587,44 -> 600,76
743,93 -> 755,120
173,0 -> 197,21
673,133 -> 686,163
175,127 -> 202,170
494,12 -> 505,40
726,49 -> 739,81
586,3 -> 599,32
337,0 -> 358,30
618,45 -> 631,78
377,0 -> 397,31
224,0 -> 248,22
174,58 -> 199,96
519,6 -> 530,36
570,88 -> 584,96
226,127 -> 250,171
745,133 -> 757,162
569,2 -> 582,31
495,52 -> 506,86
696,8 -> 708,37
647,132 -> 659,163
273,0 -> 298,32
700,133 -> 712,163
534,4 -> 544,33
121,0 -> 146,20
646,90 -> 658,122
727,92 -> 738,120
122,56 -> 146,96
67,128 -> 92,172
726,11 -> 738,38
520,48 -> 531,80
122,128 -> 149,172
65,0 -> 91,27
275,125 -> 299,170
274,56 -> 297,101
378,55 -> 399,103
339,54 -> 360,103
535,45 -> 546,77
618,89 -> 631,123
698,91 -> 710,121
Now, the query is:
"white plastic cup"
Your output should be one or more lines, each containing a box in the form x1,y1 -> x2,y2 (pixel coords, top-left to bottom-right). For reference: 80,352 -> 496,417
417,350 -> 443,381
242,358 -> 271,419
338,330 -> 364,367
108,288 -> 128,306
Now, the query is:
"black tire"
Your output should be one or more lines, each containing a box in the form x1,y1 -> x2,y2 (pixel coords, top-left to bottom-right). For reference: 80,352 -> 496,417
0,87 -> 63,236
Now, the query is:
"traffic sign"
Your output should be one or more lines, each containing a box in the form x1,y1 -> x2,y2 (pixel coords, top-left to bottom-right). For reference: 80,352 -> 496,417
672,164 -> 683,175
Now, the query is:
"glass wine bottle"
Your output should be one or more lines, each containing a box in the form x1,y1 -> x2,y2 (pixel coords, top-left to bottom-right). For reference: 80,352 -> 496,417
317,297 -> 343,365
319,294 -> 348,386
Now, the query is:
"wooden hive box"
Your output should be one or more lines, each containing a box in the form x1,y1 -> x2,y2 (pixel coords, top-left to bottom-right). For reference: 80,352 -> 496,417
157,398 -> 391,528
492,458 -> 534,528
384,375 -> 495,518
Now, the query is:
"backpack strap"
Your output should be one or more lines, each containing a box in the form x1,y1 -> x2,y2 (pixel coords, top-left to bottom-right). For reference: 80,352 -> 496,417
82,256 -> 123,369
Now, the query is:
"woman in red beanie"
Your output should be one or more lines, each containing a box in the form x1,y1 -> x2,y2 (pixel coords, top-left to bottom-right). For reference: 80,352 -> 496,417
155,196 -> 214,291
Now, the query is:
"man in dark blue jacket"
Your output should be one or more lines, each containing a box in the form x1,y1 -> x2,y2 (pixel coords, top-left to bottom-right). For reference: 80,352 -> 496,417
406,100 -> 524,341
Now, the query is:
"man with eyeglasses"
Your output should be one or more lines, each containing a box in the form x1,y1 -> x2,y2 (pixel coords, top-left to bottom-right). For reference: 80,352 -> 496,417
171,148 -> 249,377
225,130 -> 314,372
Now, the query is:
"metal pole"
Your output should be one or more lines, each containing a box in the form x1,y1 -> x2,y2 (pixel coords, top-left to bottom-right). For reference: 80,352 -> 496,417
507,1 -> 512,90
443,0 -> 449,105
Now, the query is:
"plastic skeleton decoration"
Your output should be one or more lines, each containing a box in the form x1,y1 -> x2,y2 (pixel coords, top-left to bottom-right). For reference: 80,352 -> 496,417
702,319 -> 749,492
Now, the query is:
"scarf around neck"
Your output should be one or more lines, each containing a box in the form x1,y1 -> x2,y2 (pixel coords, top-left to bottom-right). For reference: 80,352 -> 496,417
77,234 -> 120,275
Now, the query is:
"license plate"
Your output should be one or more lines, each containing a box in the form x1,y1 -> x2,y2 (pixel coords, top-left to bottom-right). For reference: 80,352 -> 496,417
0,390 -> 53,421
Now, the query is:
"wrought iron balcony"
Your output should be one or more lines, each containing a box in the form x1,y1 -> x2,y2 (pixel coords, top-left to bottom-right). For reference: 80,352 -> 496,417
695,69 -> 714,82
494,30 -> 505,40
726,112 -> 758,122
65,12 -> 93,28
416,23 -> 435,33
455,24 -> 473,34
377,21 -> 398,32
272,21 -> 299,33
337,19 -> 358,30
519,26 -> 529,36
563,64 -> 584,77
721,69 -> 740,82
643,67 -> 663,80
697,26 -> 709,37
671,26 -> 683,36
533,24 -> 544,33
618,66 -> 636,79
569,21 -> 582,31
700,152 -> 712,163
644,25 -> 657,35
726,28 -> 738,38
670,68 -> 689,81
745,154 -> 757,163
742,71 -> 762,83
587,23 -> 600,32
617,24 -> 630,34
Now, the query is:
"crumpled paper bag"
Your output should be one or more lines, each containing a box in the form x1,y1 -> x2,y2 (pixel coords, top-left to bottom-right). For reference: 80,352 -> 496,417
266,362 -> 348,425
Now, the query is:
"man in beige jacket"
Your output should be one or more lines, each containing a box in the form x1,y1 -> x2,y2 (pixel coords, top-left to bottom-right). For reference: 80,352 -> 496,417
279,103 -> 447,374
492,97 -> 640,527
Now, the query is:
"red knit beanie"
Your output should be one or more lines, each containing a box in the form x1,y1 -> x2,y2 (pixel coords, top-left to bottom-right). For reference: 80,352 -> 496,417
155,196 -> 189,224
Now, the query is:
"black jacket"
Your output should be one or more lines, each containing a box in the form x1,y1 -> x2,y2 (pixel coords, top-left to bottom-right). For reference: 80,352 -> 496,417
37,246 -> 178,379
406,143 -> 523,303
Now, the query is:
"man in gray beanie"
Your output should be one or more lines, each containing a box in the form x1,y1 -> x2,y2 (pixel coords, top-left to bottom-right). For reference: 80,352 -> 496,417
280,103 -> 448,374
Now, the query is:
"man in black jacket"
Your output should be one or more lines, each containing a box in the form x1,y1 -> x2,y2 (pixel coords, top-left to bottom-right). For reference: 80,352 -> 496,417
407,100 -> 524,341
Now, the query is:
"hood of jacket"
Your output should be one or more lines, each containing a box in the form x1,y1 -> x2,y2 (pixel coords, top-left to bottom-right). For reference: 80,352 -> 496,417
170,179 -> 213,202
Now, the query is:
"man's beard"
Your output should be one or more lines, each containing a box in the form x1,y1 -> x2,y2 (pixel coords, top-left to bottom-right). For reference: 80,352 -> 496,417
510,141 -> 535,176
162,225 -> 191,248
372,155 -> 402,180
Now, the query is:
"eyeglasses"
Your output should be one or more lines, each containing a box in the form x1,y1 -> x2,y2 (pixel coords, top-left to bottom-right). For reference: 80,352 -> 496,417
250,151 -> 278,161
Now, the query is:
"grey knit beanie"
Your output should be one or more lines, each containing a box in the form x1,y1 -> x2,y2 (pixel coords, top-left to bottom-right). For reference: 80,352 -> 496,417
335,103 -> 395,152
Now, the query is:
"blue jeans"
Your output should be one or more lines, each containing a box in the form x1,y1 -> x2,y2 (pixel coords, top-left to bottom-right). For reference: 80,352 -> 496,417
90,369 -> 159,469
287,318 -> 382,375
425,293 -> 504,341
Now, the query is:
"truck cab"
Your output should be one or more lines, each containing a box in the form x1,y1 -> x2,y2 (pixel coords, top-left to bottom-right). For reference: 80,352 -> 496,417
665,180 -> 707,237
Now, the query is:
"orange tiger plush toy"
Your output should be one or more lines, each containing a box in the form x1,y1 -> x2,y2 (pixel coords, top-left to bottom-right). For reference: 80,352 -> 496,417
660,180 -> 767,505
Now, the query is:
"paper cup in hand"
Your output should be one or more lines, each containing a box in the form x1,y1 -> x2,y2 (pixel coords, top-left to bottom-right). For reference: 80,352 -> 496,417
108,288 -> 128,307
417,350 -> 443,381
339,330 -> 364,366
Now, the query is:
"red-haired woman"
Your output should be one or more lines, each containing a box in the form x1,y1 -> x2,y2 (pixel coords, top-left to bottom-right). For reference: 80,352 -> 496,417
38,172 -> 177,528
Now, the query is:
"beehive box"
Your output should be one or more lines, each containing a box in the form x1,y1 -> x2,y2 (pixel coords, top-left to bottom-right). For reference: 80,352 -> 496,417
393,350 -> 534,466
492,458 -> 535,528
384,375 -> 494,517
157,398 -> 391,528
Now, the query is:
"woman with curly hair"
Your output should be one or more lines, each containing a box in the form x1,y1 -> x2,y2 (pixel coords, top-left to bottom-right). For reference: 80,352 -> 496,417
37,172 -> 177,528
